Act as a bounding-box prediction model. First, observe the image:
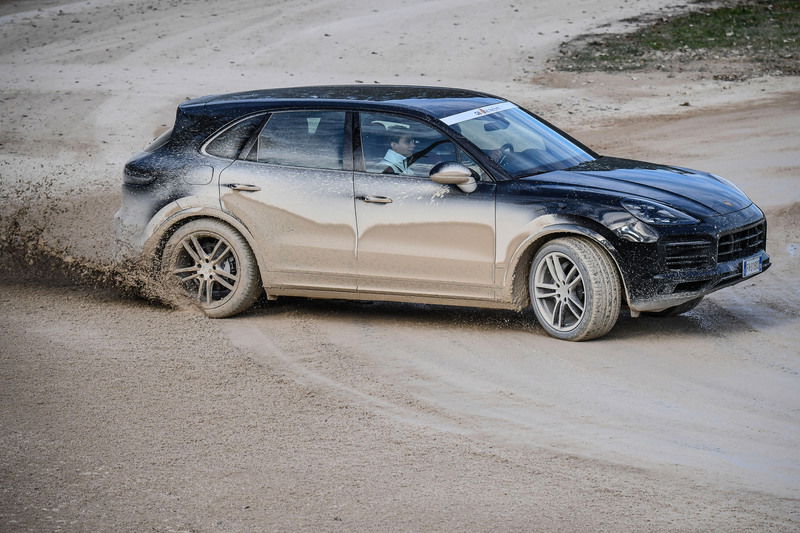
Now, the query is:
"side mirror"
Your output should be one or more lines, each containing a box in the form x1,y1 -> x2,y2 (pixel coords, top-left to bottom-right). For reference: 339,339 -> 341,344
429,162 -> 477,193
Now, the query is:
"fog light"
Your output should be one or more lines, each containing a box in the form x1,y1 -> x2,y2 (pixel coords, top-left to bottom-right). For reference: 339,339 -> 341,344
612,219 -> 659,243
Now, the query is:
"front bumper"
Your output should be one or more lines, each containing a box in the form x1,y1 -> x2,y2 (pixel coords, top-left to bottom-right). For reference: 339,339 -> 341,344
628,249 -> 770,313
618,203 -> 770,313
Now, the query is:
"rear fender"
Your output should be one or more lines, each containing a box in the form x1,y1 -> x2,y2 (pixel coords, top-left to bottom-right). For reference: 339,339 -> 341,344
142,198 -> 265,285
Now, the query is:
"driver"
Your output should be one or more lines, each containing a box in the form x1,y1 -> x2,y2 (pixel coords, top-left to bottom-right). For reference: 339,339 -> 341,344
380,127 -> 448,175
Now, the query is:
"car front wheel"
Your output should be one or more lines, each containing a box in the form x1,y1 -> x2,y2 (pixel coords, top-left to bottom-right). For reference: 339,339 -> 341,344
161,219 -> 261,318
529,237 -> 621,341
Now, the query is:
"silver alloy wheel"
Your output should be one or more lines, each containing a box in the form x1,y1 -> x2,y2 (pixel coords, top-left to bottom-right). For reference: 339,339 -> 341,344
162,219 -> 262,318
169,231 -> 240,307
533,251 -> 586,332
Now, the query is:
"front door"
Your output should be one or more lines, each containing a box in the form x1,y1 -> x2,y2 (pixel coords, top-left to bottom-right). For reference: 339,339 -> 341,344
354,112 -> 496,299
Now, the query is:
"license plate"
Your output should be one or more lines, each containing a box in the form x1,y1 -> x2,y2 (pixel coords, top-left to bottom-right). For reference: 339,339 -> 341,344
742,255 -> 762,278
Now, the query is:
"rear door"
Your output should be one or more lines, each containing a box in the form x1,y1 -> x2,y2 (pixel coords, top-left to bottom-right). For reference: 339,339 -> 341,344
219,110 -> 357,291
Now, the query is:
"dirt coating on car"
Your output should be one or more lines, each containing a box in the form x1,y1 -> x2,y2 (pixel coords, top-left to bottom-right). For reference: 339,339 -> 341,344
1,0 -> 799,531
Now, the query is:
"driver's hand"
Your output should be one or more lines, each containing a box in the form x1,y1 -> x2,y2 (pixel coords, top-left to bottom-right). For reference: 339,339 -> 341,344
488,148 -> 503,162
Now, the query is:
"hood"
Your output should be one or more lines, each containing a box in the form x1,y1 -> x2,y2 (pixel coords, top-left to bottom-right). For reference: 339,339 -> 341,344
535,157 -> 752,216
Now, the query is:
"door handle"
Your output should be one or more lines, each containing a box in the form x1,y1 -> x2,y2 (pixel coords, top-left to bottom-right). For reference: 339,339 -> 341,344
224,183 -> 261,192
359,195 -> 393,204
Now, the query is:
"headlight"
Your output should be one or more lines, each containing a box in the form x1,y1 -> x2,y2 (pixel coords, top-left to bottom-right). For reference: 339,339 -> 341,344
621,198 -> 699,225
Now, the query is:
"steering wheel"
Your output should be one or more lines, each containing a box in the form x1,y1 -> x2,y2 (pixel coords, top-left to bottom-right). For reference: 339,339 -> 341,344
498,143 -> 514,165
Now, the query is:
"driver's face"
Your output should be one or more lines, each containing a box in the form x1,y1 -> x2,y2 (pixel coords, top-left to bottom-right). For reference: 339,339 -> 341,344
391,135 -> 416,157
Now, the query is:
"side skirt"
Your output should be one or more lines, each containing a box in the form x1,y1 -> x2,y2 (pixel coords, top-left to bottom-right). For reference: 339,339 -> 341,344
266,287 -> 518,310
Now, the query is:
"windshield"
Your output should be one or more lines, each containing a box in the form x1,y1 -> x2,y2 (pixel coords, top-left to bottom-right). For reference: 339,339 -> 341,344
442,104 -> 595,177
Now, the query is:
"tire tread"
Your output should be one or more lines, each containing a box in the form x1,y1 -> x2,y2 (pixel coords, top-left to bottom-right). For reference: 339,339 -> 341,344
162,219 -> 262,318
530,237 -> 622,341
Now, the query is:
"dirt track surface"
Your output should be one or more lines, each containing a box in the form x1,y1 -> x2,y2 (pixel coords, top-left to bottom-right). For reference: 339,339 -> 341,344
1,0 -> 799,531
2,282 -> 799,532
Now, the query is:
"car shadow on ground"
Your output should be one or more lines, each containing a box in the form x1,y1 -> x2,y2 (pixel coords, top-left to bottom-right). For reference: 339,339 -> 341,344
604,301 -> 764,341
244,295 -> 767,341
248,296 -> 540,332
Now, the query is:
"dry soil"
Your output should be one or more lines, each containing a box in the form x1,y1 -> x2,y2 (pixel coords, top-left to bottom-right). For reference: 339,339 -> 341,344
1,1 -> 799,531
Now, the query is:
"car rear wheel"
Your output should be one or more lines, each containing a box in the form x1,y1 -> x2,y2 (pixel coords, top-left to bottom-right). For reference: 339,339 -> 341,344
161,219 -> 261,318
529,237 -> 621,341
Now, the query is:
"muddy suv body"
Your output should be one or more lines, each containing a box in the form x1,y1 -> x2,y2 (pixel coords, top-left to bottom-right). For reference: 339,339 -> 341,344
114,85 -> 769,340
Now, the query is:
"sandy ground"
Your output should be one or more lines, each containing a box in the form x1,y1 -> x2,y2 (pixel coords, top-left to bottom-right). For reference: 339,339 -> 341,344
1,0 -> 799,531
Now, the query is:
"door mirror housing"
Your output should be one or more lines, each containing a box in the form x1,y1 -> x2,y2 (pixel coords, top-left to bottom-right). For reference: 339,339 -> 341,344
429,162 -> 477,193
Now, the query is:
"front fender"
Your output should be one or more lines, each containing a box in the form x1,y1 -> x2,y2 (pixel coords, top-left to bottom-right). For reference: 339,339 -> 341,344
499,215 -> 629,309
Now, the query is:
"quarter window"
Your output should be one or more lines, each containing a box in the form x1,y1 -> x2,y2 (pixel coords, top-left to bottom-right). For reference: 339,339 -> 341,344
256,111 -> 346,170
205,114 -> 266,159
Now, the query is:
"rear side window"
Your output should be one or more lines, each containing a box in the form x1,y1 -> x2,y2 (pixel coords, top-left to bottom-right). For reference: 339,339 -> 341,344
255,111 -> 345,170
205,114 -> 266,159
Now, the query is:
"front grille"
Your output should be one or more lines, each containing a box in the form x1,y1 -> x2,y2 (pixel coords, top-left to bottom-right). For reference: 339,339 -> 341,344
718,222 -> 766,263
663,237 -> 713,270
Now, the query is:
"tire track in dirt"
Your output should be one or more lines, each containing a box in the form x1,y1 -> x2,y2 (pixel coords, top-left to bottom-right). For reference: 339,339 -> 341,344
218,277 -> 800,500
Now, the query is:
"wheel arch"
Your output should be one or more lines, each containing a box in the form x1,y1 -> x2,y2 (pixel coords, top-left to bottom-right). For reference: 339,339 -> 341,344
505,223 -> 630,310
142,202 -> 263,281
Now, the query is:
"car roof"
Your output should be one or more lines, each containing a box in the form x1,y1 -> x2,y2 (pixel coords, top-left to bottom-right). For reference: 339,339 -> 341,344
180,85 -> 508,120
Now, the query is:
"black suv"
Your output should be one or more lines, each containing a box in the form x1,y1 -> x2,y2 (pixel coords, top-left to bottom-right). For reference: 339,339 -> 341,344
115,85 -> 769,340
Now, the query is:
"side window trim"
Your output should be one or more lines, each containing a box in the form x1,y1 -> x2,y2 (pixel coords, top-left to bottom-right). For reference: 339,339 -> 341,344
352,111 -> 365,173
343,111 -> 355,172
237,113 -> 271,160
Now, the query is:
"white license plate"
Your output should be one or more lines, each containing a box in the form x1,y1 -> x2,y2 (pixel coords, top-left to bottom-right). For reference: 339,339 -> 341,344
742,255 -> 762,278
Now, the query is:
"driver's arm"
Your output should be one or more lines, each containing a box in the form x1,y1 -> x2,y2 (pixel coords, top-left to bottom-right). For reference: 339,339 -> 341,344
407,139 -> 449,166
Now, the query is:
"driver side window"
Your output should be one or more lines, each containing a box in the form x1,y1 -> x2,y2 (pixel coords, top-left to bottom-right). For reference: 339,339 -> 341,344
359,112 -> 485,179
